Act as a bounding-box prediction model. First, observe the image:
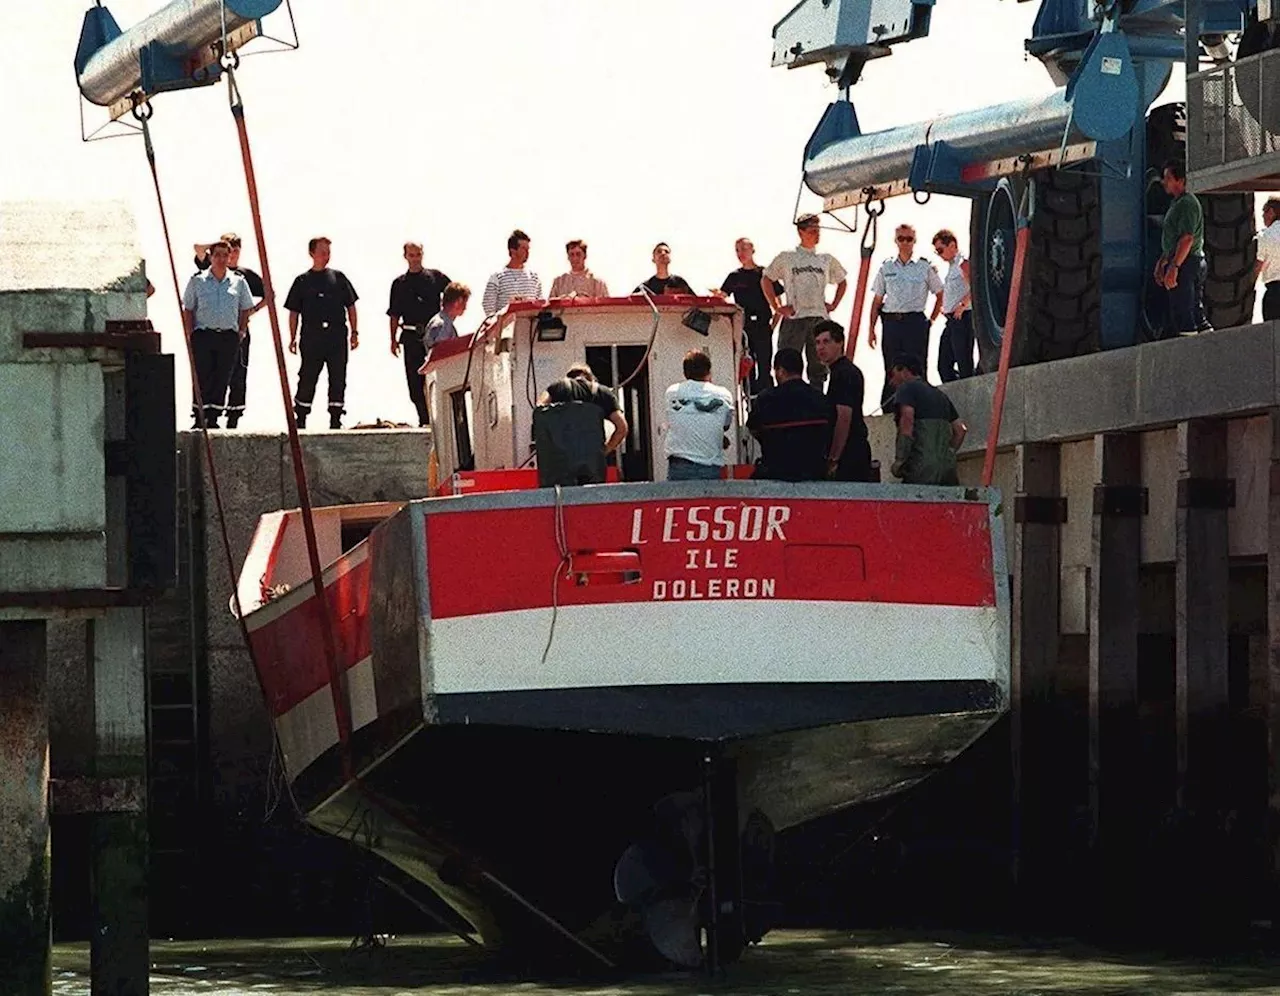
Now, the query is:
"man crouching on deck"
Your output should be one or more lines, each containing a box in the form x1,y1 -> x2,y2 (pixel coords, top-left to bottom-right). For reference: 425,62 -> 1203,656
534,364 -> 629,485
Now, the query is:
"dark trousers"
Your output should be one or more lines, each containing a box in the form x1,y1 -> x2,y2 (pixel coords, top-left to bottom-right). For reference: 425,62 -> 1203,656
294,328 -> 349,417
224,330 -> 250,425
1166,253 -> 1208,334
938,312 -> 974,382
1263,281 -> 1280,322
879,312 -> 930,409
778,316 -> 826,387
831,436 -> 874,483
192,328 -> 239,425
743,312 -> 774,395
400,331 -> 430,426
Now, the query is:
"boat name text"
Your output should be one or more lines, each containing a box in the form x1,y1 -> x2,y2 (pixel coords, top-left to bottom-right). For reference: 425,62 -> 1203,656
629,504 -> 790,545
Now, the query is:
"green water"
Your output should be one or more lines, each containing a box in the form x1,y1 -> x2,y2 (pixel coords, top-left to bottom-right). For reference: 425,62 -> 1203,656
50,930 -> 1280,995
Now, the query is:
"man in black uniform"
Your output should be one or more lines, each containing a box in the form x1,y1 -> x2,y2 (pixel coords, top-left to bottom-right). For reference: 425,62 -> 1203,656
814,320 -> 874,481
387,241 -> 450,427
637,243 -> 695,295
285,237 -> 359,429
193,232 -> 266,428
719,237 -> 782,396
746,348 -> 832,482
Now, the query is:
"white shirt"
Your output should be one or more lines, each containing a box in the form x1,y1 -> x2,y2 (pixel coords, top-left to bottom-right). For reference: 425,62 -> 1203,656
482,267 -> 543,315
664,379 -> 734,466
763,247 -> 849,319
871,256 -> 944,313
1258,220 -> 1280,285
941,253 -> 969,314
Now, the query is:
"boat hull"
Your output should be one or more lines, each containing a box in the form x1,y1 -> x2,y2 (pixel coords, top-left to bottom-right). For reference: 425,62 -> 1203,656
238,481 -> 1011,969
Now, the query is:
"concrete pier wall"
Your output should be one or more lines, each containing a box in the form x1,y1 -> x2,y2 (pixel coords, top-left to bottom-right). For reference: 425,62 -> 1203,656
142,428 -> 432,935
852,320 -> 1280,925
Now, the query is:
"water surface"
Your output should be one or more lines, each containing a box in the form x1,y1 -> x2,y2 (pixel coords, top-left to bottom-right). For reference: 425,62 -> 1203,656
51,929 -> 1280,995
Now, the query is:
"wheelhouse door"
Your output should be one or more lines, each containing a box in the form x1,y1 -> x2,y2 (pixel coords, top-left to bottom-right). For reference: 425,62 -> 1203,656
585,344 -> 652,482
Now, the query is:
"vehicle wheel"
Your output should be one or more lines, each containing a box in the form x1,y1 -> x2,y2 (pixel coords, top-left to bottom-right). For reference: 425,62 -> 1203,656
969,171 -> 1101,372
1202,194 -> 1258,329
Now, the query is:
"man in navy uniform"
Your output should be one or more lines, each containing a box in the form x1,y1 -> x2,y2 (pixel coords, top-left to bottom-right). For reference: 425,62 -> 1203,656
387,241 -> 450,427
193,232 -> 266,428
868,223 -> 944,408
285,237 -> 359,429
747,348 -> 833,482
181,240 -> 255,429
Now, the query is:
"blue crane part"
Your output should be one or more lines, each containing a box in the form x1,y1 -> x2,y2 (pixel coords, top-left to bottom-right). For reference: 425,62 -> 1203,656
76,0 -> 282,109
805,90 -> 1085,201
775,0 -> 1271,365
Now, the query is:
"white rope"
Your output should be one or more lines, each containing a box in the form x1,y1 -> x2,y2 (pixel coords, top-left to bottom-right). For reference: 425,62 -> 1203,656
540,485 -> 570,667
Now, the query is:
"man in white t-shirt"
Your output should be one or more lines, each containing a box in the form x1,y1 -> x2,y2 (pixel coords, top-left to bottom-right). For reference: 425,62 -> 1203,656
664,349 -> 734,481
761,213 -> 848,389
1257,197 -> 1280,322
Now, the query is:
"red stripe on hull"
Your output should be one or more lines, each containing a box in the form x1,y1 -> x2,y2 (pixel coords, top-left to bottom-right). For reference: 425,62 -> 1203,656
426,498 -> 994,620
250,554 -> 374,717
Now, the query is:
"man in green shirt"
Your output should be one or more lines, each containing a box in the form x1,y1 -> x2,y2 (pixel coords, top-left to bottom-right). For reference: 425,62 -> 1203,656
887,354 -> 966,486
1154,158 -> 1209,335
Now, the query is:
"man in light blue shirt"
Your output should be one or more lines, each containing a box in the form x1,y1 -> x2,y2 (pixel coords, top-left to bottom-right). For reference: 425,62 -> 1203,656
424,281 -> 471,347
182,240 -> 254,428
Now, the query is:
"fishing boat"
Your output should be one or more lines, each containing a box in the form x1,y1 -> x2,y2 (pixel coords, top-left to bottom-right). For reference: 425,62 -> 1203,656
235,293 -> 1009,971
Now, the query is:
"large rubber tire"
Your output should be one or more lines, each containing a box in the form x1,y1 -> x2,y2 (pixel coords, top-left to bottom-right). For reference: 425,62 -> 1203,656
969,171 -> 1102,372
1146,101 -> 1256,332
1202,195 -> 1257,329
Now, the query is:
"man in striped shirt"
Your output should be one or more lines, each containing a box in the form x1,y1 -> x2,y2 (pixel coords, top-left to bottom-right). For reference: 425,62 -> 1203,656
482,229 -> 544,315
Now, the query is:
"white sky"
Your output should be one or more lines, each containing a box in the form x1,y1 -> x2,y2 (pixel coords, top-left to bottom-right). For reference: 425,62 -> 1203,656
0,0 -> 1213,425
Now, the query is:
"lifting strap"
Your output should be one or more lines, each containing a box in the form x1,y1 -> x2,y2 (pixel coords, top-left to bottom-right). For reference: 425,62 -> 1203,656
134,54 -> 616,972
222,64 -> 354,775
847,196 -> 884,360
136,100 -> 275,758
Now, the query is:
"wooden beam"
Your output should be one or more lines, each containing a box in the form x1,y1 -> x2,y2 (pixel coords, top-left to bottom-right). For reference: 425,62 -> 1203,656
1175,419 -> 1232,817
1088,433 -> 1144,862
1011,442 -> 1064,887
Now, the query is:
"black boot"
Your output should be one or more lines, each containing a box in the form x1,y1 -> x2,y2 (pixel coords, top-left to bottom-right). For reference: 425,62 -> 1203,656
329,410 -> 343,430
295,408 -> 308,429
226,414 -> 240,430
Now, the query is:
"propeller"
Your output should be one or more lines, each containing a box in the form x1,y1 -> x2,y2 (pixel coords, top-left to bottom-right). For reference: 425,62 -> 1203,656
612,789 -> 707,969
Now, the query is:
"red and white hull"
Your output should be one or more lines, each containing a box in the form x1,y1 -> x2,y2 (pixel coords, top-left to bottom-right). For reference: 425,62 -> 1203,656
237,481 -> 1009,969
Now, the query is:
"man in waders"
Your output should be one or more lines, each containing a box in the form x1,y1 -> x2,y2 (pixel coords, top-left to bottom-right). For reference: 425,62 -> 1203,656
886,354 -> 966,485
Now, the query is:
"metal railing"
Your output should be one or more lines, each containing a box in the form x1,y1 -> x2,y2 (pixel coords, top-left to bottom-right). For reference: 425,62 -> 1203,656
1186,46 -> 1280,192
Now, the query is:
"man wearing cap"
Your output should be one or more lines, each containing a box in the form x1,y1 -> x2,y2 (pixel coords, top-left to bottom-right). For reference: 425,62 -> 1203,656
193,232 -> 266,428
387,241 -> 451,427
868,224 -> 945,409
762,213 -> 848,390
181,240 -> 255,429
